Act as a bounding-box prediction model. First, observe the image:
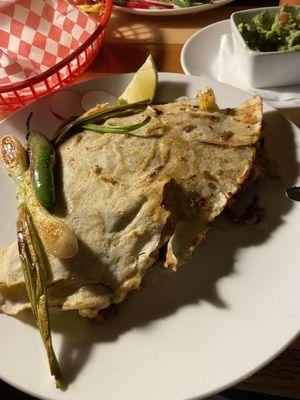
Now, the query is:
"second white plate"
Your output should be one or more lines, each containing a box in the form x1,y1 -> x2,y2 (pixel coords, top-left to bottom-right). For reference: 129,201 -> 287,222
181,20 -> 229,78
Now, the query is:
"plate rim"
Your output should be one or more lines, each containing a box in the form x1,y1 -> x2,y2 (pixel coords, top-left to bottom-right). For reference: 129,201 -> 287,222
181,19 -> 229,76
113,0 -> 235,16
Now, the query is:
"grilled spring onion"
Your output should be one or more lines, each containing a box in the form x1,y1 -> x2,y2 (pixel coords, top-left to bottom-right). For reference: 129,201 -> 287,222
17,206 -> 64,388
0,135 -> 27,182
52,100 -> 150,147
0,135 -> 64,388
83,116 -> 151,134
27,131 -> 56,209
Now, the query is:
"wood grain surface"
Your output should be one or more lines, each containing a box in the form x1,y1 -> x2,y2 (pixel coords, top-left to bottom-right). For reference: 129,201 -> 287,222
0,0 -> 299,398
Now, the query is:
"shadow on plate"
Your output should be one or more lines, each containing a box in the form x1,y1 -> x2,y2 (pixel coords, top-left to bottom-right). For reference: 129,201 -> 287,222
16,109 -> 299,386
156,81 -> 190,102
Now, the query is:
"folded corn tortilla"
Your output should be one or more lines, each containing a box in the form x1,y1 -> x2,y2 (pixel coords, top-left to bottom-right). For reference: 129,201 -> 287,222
0,93 -> 263,318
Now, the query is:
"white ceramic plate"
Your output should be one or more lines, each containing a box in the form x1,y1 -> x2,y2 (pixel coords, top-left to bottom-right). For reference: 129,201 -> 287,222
113,0 -> 234,16
0,73 -> 300,400
180,19 -> 300,115
181,20 -> 229,78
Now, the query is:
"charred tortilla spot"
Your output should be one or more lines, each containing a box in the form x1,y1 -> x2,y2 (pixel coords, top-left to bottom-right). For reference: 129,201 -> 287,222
225,108 -> 234,115
221,131 -> 234,140
75,135 -> 83,145
203,170 -> 218,182
67,157 -> 76,169
91,165 -> 102,176
184,125 -> 195,133
149,165 -> 164,179
99,176 -> 117,185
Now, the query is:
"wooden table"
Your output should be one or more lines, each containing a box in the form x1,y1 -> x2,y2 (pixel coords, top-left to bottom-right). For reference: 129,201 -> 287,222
1,1 -> 299,399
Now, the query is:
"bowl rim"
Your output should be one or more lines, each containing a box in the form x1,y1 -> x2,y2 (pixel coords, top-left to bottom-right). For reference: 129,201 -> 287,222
0,0 -> 112,94
230,5 -> 300,56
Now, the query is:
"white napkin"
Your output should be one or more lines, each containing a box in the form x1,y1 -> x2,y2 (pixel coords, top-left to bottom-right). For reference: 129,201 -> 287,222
218,34 -> 300,108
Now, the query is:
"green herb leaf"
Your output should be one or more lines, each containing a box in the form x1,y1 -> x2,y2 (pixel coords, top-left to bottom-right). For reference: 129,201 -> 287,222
83,116 -> 151,134
52,100 -> 150,147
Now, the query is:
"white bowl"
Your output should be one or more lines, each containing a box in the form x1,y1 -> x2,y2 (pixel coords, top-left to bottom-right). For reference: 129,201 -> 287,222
230,6 -> 300,88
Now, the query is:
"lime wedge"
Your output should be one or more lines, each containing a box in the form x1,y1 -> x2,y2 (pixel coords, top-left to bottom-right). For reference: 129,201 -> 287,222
118,55 -> 158,104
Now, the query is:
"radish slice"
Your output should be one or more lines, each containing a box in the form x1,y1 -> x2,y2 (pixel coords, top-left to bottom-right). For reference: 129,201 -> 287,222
50,90 -> 84,121
81,90 -> 117,111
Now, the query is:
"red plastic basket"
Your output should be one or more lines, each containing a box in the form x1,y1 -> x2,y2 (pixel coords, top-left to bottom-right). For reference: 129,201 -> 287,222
0,0 -> 112,111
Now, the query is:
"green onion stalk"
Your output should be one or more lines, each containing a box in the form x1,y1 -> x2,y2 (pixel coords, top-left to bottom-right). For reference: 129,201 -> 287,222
0,135 -> 64,388
52,100 -> 151,147
83,116 -> 151,134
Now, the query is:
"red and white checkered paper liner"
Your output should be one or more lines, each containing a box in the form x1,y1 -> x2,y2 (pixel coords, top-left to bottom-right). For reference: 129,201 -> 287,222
0,0 -> 99,87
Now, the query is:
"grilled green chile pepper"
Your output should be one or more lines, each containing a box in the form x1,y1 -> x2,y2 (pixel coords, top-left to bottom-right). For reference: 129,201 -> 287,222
28,132 -> 56,208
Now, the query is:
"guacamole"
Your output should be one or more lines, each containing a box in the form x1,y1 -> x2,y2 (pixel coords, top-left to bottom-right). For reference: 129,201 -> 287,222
238,5 -> 300,52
